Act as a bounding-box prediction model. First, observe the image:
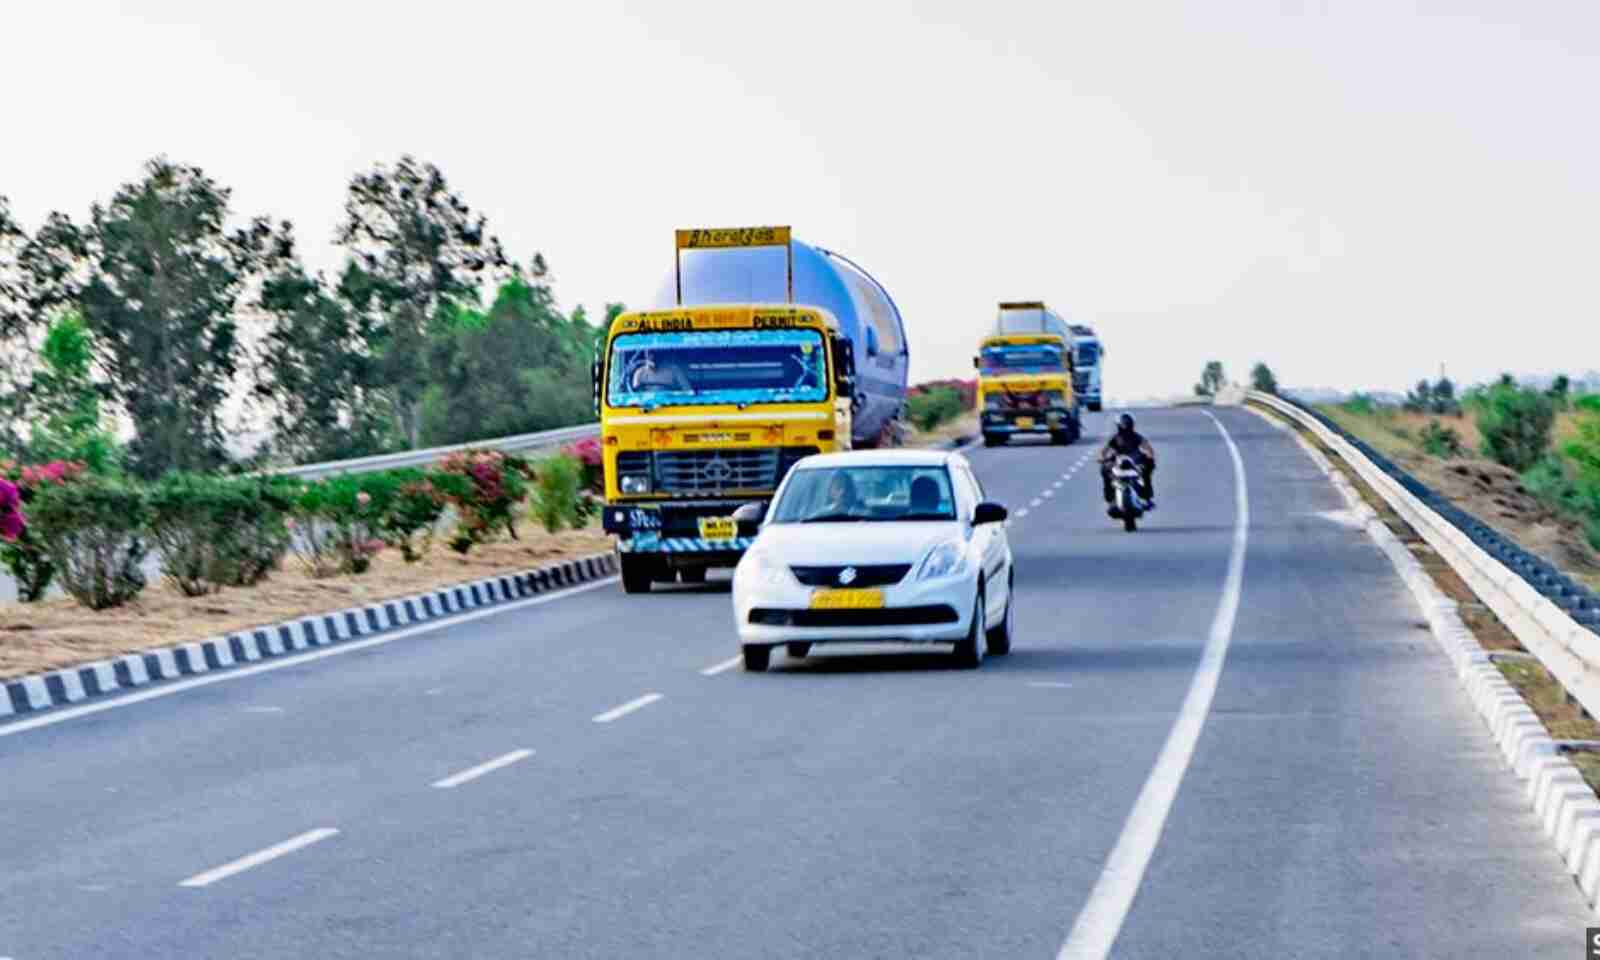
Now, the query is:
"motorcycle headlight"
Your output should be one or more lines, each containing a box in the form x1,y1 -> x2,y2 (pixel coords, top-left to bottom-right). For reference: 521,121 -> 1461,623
738,547 -> 791,587
619,474 -> 652,494
915,540 -> 968,581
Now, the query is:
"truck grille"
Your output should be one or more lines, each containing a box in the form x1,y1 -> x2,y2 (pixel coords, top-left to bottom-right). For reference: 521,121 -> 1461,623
615,447 -> 820,495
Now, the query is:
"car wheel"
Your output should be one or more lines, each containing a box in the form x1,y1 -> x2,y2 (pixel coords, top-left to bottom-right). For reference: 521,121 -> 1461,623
678,565 -> 707,584
786,642 -> 811,659
620,554 -> 654,594
742,644 -> 771,672
953,583 -> 985,669
986,572 -> 1014,655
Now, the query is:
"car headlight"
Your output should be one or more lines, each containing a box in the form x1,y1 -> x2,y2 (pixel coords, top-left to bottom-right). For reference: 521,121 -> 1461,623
738,547 -> 791,587
619,474 -> 652,494
915,540 -> 968,581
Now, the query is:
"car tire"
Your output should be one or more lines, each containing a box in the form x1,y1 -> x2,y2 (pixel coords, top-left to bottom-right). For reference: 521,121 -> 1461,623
986,573 -> 1014,656
786,642 -> 811,659
742,644 -> 771,672
953,583 -> 985,669
620,554 -> 654,594
678,565 -> 707,584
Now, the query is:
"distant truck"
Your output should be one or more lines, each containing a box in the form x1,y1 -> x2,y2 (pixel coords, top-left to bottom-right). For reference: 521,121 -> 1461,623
1069,324 -> 1104,412
594,226 -> 909,593
977,302 -> 1081,446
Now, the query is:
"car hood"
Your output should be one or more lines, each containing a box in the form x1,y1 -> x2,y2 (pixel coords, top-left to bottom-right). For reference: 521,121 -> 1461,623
749,521 -> 966,566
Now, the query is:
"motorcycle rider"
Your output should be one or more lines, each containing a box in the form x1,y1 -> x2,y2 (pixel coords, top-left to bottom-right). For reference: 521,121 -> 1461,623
1100,413 -> 1156,508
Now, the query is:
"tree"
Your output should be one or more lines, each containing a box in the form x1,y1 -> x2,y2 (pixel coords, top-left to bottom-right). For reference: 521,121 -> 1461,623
1250,362 -> 1278,395
26,310 -> 119,471
0,196 -> 28,452
1431,376 -> 1458,415
1549,374 -> 1572,409
418,276 -> 595,446
252,221 -> 395,463
336,156 -> 509,448
78,158 -> 259,479
1405,379 -> 1434,413
1194,361 -> 1225,397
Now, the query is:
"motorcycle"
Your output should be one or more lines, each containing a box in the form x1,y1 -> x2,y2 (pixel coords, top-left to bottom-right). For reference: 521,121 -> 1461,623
1107,454 -> 1149,532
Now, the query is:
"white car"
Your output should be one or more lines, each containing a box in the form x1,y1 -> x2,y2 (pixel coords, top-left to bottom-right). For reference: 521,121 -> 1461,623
730,449 -> 1015,672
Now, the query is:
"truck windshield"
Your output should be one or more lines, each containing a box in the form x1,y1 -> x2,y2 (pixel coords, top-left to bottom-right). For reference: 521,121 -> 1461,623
607,328 -> 828,409
979,343 -> 1066,375
1075,342 -> 1100,366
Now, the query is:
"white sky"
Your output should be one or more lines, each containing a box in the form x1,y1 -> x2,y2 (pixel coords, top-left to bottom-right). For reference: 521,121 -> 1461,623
5,1 -> 1597,402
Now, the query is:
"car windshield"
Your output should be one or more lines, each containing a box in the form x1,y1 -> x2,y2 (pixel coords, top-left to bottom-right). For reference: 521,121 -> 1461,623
607,328 -> 827,409
769,465 -> 958,523
979,342 -> 1066,375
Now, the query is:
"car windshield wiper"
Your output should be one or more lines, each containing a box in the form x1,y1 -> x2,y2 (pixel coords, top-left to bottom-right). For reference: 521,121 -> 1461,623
801,512 -> 869,523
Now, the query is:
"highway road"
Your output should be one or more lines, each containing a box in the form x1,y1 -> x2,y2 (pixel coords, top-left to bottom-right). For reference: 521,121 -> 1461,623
0,407 -> 1590,958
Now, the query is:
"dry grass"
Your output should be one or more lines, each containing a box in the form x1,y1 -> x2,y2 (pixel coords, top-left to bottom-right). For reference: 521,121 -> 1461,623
907,411 -> 979,448
0,525 -> 613,681
1497,658 -> 1600,793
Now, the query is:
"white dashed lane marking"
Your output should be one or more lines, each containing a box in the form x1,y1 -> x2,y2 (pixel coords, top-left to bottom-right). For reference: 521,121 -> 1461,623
431,749 -> 534,789
593,693 -> 664,724
179,828 -> 339,888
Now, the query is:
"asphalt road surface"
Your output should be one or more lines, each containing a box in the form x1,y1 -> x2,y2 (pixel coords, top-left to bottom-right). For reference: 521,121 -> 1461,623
0,407 -> 1590,958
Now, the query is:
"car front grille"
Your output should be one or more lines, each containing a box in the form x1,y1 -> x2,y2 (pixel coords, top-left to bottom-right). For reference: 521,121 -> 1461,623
789,564 -> 911,588
747,605 -> 959,628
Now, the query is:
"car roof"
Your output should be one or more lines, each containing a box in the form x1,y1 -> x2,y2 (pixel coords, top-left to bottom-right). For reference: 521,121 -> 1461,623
792,449 -> 965,470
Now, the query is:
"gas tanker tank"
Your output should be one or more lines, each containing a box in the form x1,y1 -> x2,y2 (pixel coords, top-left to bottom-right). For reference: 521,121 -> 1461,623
650,238 -> 909,447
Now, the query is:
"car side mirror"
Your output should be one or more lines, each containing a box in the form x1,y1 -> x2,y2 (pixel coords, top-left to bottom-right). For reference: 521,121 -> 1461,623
973,501 -> 1007,525
972,355 -> 980,369
732,501 -> 767,535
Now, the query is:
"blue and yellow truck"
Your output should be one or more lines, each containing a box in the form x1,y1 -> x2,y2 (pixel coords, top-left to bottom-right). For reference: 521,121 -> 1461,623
594,227 -> 909,593
977,301 -> 1081,446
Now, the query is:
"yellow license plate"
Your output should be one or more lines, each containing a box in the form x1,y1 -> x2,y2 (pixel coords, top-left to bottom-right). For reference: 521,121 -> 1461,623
1015,417 -> 1035,429
809,589 -> 885,609
698,517 -> 736,540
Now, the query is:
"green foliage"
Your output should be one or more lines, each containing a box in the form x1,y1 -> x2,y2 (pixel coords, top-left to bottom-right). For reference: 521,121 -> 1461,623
1194,361 -> 1225,397
418,278 -> 597,446
1419,419 -> 1463,459
1250,362 -> 1278,395
336,156 -> 510,449
1405,376 -> 1459,415
287,474 -> 386,577
25,310 -> 122,473
77,159 -> 261,479
1470,382 -> 1555,472
364,468 -> 446,562
1341,392 -> 1377,416
529,453 -> 584,534
27,475 -> 149,609
253,226 -> 397,464
147,474 -> 292,595
906,387 -> 964,432
1548,374 -> 1572,409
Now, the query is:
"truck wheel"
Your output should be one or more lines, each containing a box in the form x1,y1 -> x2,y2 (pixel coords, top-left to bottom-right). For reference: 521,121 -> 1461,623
1050,431 -> 1069,445
678,565 -> 707,584
620,554 -> 655,594
983,433 -> 1004,447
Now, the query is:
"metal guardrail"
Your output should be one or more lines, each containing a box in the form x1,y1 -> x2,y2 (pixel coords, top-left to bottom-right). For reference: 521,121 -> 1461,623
265,424 -> 599,481
1247,389 -> 1600,722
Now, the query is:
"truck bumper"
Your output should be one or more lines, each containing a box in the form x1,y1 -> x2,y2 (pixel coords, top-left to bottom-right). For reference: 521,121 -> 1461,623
981,407 -> 1075,434
603,500 -> 757,565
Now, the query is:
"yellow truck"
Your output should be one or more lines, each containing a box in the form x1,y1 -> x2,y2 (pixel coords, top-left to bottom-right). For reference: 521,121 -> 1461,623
594,226 -> 908,593
976,302 -> 1080,446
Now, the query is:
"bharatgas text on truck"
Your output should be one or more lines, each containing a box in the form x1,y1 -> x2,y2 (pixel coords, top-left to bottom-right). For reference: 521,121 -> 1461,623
977,301 -> 1082,446
593,226 -> 910,593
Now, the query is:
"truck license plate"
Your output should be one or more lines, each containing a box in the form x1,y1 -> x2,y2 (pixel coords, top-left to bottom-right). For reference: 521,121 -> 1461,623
698,517 -> 736,540
1015,416 -> 1035,429
809,589 -> 885,609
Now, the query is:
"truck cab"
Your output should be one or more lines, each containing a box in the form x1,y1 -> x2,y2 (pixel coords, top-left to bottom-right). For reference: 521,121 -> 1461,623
975,332 -> 1080,446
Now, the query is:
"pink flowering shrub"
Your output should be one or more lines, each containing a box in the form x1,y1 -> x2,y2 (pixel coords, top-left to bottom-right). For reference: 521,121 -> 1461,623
434,449 -> 532,553
0,458 -> 88,601
564,437 -> 604,492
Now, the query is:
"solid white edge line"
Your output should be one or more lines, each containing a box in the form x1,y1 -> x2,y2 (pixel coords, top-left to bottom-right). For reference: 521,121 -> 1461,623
593,692 -> 664,723
1056,409 -> 1249,960
179,827 -> 339,888
0,578 -> 617,739
700,656 -> 743,676
431,748 -> 534,789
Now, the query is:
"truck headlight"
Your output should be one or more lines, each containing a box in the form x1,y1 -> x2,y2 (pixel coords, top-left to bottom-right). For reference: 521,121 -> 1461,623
619,474 -> 652,494
914,540 -> 968,581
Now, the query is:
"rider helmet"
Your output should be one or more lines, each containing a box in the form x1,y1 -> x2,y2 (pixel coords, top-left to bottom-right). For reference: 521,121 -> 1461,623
1117,413 -> 1135,432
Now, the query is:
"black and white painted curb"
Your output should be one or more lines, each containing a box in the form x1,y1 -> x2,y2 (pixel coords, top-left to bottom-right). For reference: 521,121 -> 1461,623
1,552 -> 618,722
1250,408 -> 1600,913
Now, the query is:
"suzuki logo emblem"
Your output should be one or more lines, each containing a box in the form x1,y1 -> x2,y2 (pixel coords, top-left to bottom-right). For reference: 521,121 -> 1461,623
838,566 -> 857,585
